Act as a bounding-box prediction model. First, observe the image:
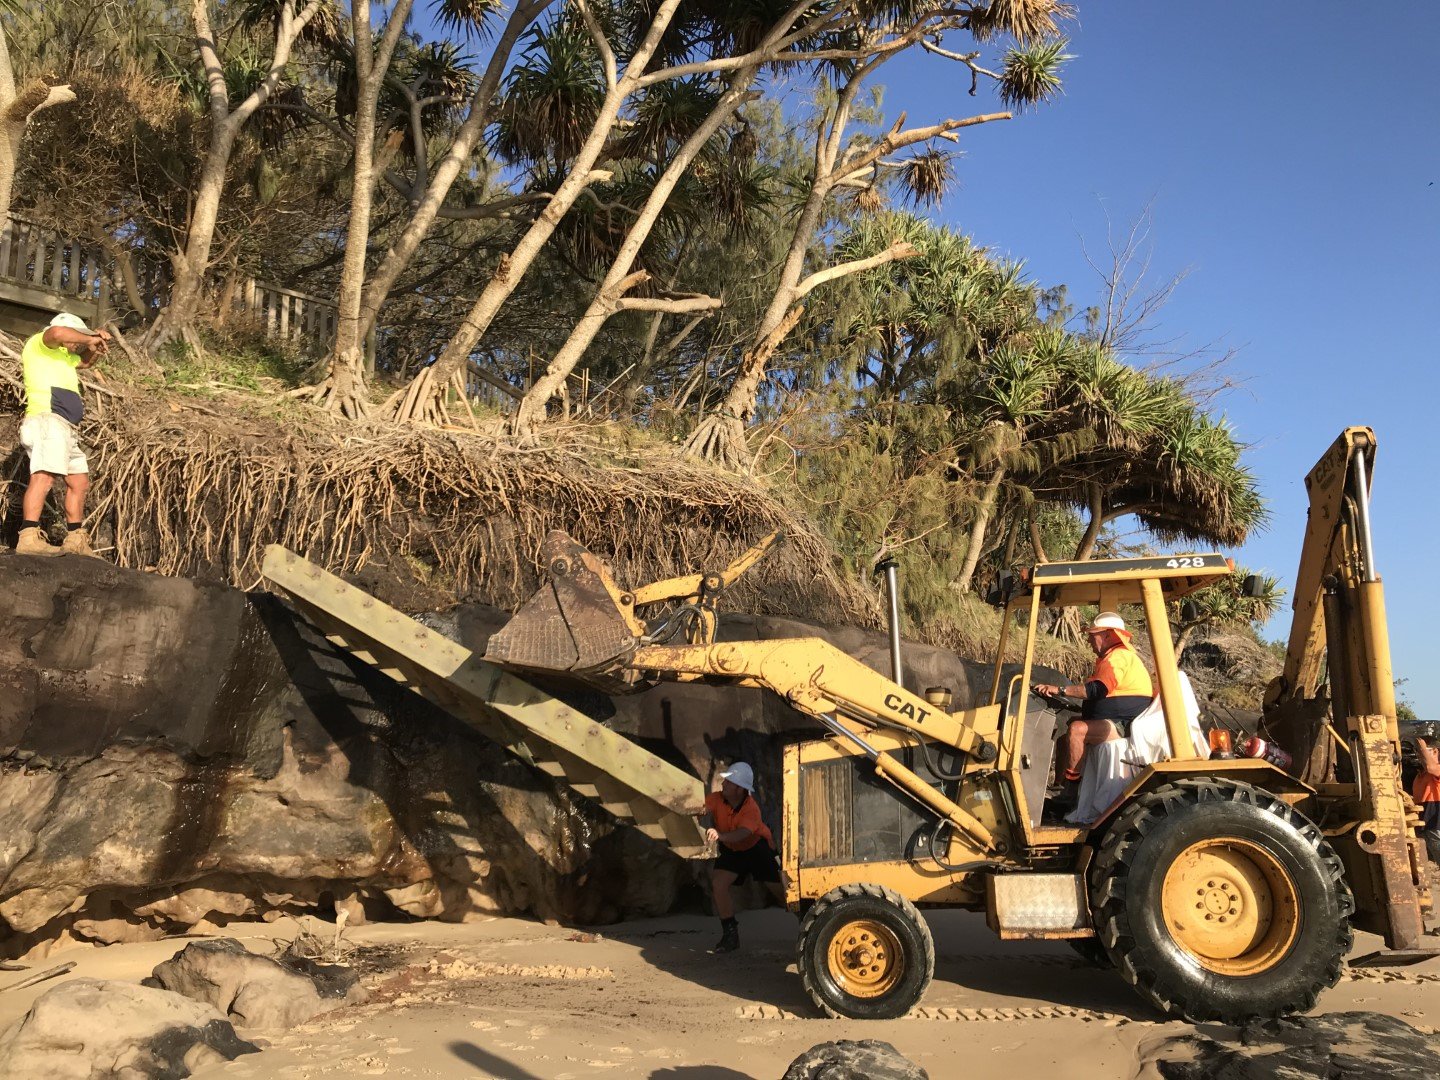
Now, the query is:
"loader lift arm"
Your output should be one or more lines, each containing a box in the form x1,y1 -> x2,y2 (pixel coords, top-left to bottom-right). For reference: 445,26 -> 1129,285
485,531 -> 1007,857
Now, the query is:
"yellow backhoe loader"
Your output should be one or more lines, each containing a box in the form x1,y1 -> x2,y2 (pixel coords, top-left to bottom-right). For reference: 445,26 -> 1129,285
477,425 -> 1432,1022
260,426 -> 1429,1022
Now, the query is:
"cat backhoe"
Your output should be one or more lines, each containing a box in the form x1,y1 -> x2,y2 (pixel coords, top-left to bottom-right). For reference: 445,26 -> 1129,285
478,425 -> 1432,1022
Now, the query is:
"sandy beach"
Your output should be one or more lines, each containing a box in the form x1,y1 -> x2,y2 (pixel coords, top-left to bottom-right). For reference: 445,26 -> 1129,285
2,907 -> 1435,1080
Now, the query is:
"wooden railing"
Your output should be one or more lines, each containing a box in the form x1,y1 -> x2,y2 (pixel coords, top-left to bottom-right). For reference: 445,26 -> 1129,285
231,280 -> 339,357
0,218 -> 109,323
0,216 -> 341,356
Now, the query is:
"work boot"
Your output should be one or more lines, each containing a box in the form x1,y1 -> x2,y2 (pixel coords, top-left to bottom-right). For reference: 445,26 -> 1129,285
61,528 -> 97,557
1042,777 -> 1080,824
710,919 -> 739,954
15,527 -> 60,557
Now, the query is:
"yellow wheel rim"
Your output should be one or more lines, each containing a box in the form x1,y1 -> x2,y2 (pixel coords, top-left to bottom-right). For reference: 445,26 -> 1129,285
1161,837 -> 1300,976
825,918 -> 904,999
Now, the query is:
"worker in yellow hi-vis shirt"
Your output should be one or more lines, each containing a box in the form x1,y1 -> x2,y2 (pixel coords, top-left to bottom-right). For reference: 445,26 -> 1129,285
17,312 -> 110,556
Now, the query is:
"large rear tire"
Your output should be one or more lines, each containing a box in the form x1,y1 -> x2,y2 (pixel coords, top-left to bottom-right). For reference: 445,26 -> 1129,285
1091,777 -> 1353,1023
797,883 -> 934,1019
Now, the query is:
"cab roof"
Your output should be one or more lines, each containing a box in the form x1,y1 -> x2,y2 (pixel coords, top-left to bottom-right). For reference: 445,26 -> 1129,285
1003,553 -> 1233,612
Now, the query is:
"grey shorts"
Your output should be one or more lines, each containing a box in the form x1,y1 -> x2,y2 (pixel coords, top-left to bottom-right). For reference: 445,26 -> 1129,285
20,413 -> 88,476
1424,829 -> 1440,865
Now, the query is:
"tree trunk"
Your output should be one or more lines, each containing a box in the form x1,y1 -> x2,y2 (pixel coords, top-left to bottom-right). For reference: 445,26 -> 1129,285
312,0 -> 414,419
0,26 -> 77,229
389,0 -> 690,423
356,0 -> 547,341
954,464 -> 1007,593
1072,482 -> 1105,560
680,304 -> 804,470
144,122 -> 237,351
1027,508 -> 1049,563
145,0 -> 323,351
509,83 -> 758,437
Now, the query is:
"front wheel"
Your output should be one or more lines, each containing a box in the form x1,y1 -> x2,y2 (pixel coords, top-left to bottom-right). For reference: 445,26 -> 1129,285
1091,777 -> 1353,1023
797,883 -> 934,1019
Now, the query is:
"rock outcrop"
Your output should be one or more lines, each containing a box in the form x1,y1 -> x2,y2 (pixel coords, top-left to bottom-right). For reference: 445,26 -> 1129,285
1138,1012 -> 1440,1079
0,555 -> 1019,957
149,938 -> 368,1031
0,977 -> 258,1077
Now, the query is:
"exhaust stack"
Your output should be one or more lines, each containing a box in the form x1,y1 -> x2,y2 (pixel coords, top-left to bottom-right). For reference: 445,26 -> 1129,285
877,557 -> 903,687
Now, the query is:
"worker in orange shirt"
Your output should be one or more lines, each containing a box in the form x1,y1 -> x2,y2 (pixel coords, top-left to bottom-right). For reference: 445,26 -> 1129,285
702,762 -> 785,954
1413,731 -> 1440,865
1032,612 -> 1154,808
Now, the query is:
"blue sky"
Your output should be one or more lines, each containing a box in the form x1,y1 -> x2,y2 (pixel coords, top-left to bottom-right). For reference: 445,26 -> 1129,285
871,4 -> 1440,714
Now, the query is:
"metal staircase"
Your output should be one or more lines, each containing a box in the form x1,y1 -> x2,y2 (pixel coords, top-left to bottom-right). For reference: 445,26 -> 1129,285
262,546 -> 708,858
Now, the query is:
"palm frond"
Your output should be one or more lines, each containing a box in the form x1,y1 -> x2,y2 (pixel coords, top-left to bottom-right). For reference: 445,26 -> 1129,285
966,0 -> 1073,44
898,148 -> 956,208
999,38 -> 1069,110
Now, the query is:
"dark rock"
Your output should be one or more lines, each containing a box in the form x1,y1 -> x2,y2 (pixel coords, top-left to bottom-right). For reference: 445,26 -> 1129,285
149,938 -> 367,1031
1141,1011 -> 1440,1080
0,977 -> 259,1077
782,1039 -> 928,1080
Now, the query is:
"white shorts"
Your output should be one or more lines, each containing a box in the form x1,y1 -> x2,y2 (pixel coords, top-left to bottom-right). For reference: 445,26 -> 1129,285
20,412 -> 89,476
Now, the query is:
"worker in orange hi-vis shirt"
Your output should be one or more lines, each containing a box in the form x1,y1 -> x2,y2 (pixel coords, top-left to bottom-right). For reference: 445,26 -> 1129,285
701,762 -> 785,955
1032,611 -> 1154,814
1413,732 -> 1440,865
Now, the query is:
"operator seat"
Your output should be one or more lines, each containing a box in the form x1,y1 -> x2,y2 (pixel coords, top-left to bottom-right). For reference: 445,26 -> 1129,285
1065,672 -> 1209,825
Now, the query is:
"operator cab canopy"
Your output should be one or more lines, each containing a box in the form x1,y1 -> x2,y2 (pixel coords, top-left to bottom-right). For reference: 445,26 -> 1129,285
996,553 -> 1234,613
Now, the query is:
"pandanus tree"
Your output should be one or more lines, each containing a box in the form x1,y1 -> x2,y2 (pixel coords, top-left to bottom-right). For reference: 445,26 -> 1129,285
286,0 -> 553,416
684,0 -> 1073,469
988,328 -> 1267,561
143,0 -> 338,352
383,0 -> 800,424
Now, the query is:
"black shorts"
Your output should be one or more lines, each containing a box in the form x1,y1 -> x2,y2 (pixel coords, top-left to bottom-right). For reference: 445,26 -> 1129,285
715,839 -> 781,885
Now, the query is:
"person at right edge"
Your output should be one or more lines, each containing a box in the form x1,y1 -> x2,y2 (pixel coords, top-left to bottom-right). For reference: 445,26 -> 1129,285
1031,611 -> 1154,812
1413,732 -> 1440,866
16,312 -> 108,557
701,762 -> 785,955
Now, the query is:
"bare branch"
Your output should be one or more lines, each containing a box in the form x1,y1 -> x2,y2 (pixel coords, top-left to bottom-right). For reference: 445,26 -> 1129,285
794,240 -> 918,299
574,0 -> 618,90
616,294 -> 723,314
839,110 -> 1011,176
636,0 -> 859,87
921,37 -> 1001,94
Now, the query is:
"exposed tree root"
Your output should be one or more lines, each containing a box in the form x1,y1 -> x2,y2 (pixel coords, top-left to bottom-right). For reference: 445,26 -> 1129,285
381,367 -> 479,427
0,330 -> 874,628
682,413 -> 750,472
299,372 -> 373,421
140,317 -> 208,363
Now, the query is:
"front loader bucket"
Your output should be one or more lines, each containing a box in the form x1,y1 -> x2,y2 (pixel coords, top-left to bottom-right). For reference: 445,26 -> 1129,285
484,532 -> 642,684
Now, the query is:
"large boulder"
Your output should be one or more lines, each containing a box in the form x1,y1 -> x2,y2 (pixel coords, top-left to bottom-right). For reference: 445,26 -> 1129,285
0,977 -> 258,1078
0,556 -> 1025,956
148,938 -> 368,1031
783,1039 -> 929,1080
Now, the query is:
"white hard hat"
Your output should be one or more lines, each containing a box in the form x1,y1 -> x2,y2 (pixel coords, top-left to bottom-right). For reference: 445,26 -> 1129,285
1085,611 -> 1126,634
719,762 -> 754,791
49,312 -> 90,333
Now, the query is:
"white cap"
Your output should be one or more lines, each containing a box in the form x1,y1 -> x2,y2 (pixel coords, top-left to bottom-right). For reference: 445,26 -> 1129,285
49,312 -> 90,333
719,762 -> 754,791
1086,612 -> 1126,634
